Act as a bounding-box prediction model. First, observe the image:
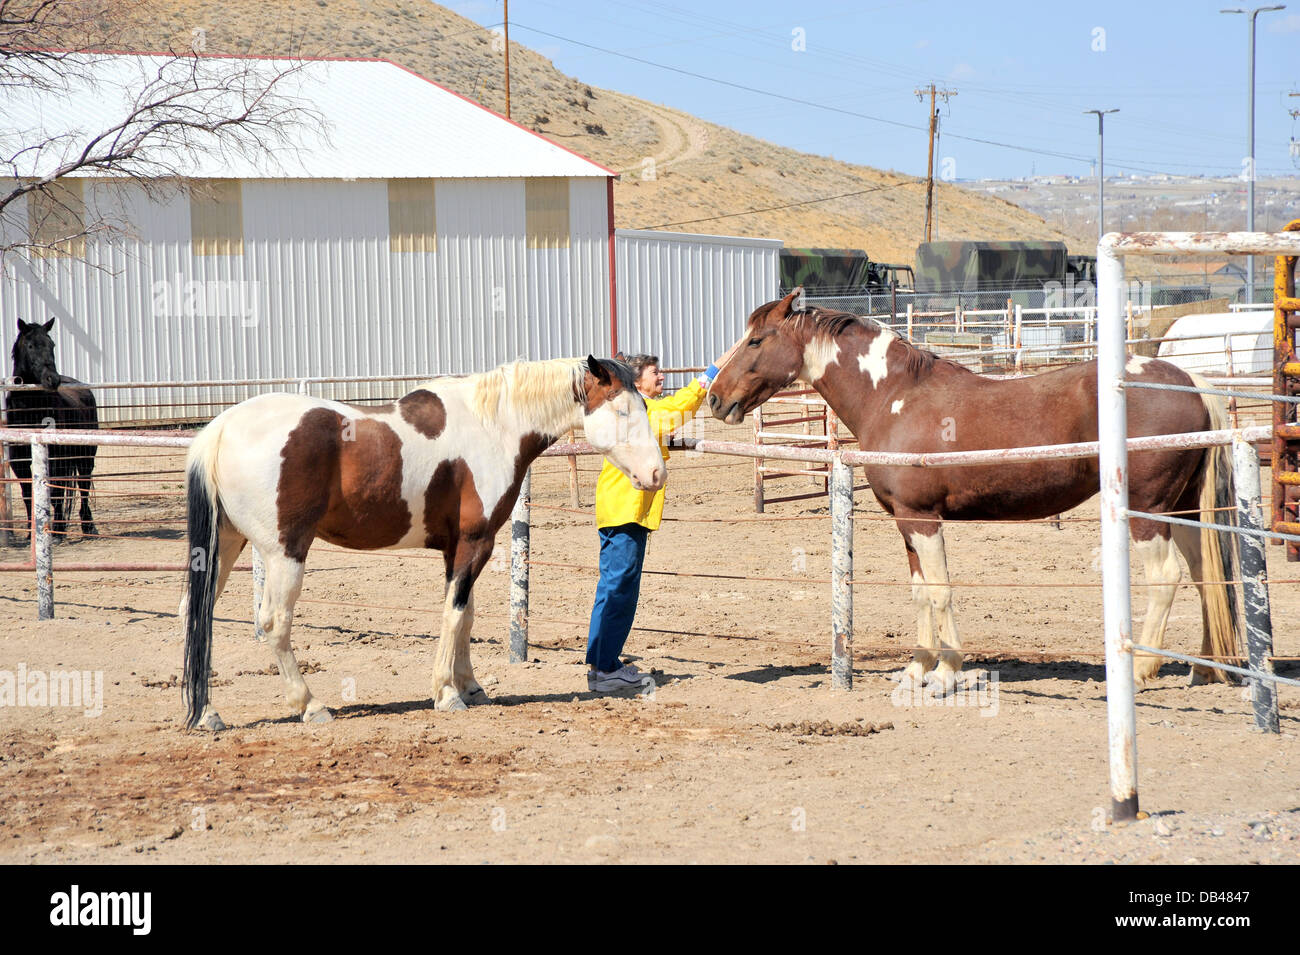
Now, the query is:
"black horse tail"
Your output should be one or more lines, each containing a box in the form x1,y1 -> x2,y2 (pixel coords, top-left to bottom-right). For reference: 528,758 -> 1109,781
183,419 -> 226,729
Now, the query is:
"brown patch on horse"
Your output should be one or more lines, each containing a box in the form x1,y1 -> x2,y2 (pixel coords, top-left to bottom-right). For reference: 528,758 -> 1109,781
277,409 -> 412,560
581,371 -> 623,412
399,389 -> 447,439
421,431 -> 556,575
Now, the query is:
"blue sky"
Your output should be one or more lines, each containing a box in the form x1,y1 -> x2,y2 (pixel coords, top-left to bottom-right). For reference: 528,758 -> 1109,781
445,0 -> 1300,181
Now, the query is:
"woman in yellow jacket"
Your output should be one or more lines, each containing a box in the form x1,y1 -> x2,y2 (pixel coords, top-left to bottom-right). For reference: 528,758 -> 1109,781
586,353 -> 721,692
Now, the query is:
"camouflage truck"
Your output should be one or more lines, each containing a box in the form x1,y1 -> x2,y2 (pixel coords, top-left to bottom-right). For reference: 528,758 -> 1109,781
913,240 -> 1069,292
780,248 -> 913,293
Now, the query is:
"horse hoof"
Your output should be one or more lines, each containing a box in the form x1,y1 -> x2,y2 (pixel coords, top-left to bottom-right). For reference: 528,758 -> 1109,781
435,693 -> 469,713
463,686 -> 492,706
303,707 -> 333,724
1189,667 -> 1237,687
198,709 -> 227,732
924,670 -> 957,696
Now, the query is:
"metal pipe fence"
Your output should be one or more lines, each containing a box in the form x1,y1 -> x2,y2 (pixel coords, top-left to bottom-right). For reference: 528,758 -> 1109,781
1097,228 -> 1300,824
4,405 -> 1293,825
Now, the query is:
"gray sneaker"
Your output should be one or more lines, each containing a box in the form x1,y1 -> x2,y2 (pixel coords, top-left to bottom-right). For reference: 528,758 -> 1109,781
590,663 -> 651,693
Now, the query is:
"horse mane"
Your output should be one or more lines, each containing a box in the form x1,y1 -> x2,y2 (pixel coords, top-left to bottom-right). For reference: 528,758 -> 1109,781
758,304 -> 969,379
467,357 -> 635,434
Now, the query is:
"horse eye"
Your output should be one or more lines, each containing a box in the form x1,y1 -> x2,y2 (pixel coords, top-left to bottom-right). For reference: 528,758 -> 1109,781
748,337 -> 761,347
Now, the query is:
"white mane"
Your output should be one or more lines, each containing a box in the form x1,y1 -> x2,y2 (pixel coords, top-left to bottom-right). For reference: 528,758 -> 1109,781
466,358 -> 587,435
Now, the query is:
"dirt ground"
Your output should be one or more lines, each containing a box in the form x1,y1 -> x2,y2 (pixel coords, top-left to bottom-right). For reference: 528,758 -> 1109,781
1,420 -> 1298,865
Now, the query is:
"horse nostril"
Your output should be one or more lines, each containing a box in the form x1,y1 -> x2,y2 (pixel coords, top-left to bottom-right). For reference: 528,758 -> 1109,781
708,393 -> 718,411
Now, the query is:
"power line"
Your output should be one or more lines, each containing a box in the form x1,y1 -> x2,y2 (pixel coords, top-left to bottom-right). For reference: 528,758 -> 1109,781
637,178 -> 924,229
508,21 -> 1286,178
511,22 -> 1095,165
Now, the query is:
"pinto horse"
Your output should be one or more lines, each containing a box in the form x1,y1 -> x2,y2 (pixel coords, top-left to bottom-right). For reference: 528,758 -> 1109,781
6,318 -> 98,540
709,290 -> 1240,691
183,356 -> 664,729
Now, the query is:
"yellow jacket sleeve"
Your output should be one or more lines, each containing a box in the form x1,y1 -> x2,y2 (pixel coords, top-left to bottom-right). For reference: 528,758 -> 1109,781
595,380 -> 707,531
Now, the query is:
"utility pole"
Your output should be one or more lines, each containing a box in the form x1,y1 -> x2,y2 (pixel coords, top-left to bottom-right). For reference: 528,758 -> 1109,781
504,0 -> 512,120
1084,109 -> 1119,244
1290,92 -> 1299,163
1221,5 -> 1286,303
914,83 -> 956,242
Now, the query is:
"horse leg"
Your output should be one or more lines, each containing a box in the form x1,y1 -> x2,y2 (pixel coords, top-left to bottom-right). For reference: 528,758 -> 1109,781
50,474 -> 67,541
77,459 -> 96,538
432,543 -> 492,711
259,552 -> 330,723
902,518 -> 963,694
453,590 -> 491,705
1131,524 -> 1182,686
899,544 -> 939,685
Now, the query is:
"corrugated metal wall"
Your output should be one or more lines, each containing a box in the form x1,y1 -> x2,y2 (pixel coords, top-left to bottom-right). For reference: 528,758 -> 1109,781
1,177 -> 612,423
615,229 -> 782,369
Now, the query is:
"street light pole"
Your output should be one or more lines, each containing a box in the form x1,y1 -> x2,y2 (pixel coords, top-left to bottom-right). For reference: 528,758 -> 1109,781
1084,109 -> 1119,244
1222,4 -> 1286,303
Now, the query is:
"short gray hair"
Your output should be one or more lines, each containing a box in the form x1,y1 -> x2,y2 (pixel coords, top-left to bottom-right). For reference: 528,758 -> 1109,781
623,353 -> 659,378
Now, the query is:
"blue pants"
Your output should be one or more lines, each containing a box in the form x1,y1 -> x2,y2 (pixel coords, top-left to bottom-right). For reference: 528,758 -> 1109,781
586,523 -> 650,673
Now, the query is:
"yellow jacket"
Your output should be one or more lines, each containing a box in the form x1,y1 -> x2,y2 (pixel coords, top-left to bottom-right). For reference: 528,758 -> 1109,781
595,379 -> 707,531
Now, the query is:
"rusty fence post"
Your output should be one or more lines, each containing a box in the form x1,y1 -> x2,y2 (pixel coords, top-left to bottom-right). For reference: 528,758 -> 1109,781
33,440 -> 52,620
509,467 -> 530,663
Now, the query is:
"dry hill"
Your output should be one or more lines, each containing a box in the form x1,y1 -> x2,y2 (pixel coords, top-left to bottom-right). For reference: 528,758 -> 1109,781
102,0 -> 1084,263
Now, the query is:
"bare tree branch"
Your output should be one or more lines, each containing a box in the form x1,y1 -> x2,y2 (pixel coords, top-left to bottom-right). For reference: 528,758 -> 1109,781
0,0 -> 322,259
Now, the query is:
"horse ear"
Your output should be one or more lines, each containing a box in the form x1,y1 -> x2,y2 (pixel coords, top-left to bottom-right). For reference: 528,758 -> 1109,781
587,354 -> 611,386
17,319 -> 28,333
770,287 -> 803,321
42,318 -> 55,332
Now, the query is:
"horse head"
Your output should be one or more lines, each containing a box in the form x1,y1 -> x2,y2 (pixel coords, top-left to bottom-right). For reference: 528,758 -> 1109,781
580,355 -> 666,492
13,318 -> 61,391
708,289 -> 808,424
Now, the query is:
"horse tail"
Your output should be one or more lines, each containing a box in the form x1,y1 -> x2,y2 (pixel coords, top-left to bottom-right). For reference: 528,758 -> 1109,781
183,417 -> 227,729
1188,372 -> 1241,677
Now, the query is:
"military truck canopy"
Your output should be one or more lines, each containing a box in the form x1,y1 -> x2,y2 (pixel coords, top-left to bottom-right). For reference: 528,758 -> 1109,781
780,249 -> 914,292
780,248 -> 872,292
913,241 -> 1069,292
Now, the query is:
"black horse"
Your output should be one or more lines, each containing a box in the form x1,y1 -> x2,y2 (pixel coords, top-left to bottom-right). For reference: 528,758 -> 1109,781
6,318 -> 98,540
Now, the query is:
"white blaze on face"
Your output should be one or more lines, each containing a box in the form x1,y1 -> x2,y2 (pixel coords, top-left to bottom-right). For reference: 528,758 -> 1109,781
858,326 -> 896,388
801,335 -> 841,383
891,399 -> 905,415
1126,354 -> 1152,375
584,388 -> 664,491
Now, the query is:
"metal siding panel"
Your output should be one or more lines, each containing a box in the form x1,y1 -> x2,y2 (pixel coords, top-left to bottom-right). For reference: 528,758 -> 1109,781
615,229 -> 781,369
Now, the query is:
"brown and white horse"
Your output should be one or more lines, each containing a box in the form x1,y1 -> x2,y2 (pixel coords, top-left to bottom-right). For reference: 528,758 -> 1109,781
183,356 -> 664,729
709,290 -> 1240,691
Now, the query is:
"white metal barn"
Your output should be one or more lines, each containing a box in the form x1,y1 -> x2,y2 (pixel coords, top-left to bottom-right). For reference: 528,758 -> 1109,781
0,53 -> 619,422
